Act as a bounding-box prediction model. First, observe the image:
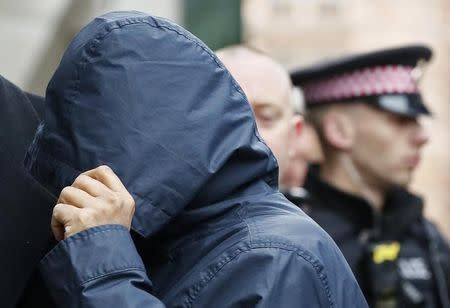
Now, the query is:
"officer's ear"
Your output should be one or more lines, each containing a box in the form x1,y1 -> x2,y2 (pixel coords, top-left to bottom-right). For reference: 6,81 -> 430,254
322,107 -> 355,151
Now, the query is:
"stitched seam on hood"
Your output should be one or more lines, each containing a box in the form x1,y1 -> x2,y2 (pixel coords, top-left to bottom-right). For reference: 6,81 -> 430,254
36,14 -> 278,241
92,16 -> 277,186
70,16 -> 277,215
148,18 -> 278,187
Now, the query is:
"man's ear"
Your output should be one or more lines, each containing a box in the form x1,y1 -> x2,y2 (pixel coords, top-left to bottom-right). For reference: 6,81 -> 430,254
322,109 -> 354,151
292,114 -> 303,137
288,114 -> 303,158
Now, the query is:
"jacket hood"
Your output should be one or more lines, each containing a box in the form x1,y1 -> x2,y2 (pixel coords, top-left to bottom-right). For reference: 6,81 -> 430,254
25,11 -> 278,238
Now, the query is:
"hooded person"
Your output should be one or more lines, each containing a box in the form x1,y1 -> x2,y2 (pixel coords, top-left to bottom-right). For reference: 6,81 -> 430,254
25,11 -> 368,307
0,75 -> 55,307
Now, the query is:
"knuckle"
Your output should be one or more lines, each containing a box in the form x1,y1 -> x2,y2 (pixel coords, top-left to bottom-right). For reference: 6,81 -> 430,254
98,165 -> 111,174
129,200 -> 136,216
118,193 -> 133,208
74,174 -> 88,185
124,195 -> 135,217
59,186 -> 72,198
127,195 -> 135,208
52,204 -> 62,216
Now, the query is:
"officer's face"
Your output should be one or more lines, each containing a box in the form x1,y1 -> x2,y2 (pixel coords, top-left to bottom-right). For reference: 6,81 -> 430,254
351,105 -> 429,188
219,52 -> 300,184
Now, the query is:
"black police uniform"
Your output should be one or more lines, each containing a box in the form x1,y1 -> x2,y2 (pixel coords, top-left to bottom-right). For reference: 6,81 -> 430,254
302,167 -> 450,307
289,45 -> 450,307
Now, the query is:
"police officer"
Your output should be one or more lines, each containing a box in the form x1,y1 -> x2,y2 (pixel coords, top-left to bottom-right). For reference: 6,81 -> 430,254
290,45 -> 450,307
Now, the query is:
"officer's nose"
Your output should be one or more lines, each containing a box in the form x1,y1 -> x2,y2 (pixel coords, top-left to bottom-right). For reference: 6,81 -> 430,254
411,120 -> 429,148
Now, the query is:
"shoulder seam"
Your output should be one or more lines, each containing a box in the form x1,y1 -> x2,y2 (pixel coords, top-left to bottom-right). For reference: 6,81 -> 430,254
188,244 -> 334,307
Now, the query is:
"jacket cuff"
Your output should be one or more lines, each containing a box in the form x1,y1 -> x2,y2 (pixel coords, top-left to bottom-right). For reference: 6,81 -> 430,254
40,224 -> 146,293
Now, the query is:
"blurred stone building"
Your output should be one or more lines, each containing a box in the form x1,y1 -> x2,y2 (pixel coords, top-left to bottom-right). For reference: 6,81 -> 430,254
242,0 -> 450,238
0,0 -> 183,94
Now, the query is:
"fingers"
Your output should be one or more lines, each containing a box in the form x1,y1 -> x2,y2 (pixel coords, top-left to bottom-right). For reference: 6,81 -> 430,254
73,166 -> 131,206
72,173 -> 111,197
51,165 -> 135,241
51,215 -> 65,242
52,203 -> 80,241
58,186 -> 96,208
83,165 -> 127,192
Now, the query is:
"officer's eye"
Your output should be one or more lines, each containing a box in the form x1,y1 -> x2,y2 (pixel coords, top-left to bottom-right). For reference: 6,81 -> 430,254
387,113 -> 417,126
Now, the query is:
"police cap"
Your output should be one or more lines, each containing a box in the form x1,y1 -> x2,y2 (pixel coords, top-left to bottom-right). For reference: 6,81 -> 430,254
290,45 -> 432,117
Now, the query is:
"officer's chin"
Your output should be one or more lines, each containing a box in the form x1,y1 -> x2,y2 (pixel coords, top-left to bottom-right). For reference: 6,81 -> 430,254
388,172 -> 413,189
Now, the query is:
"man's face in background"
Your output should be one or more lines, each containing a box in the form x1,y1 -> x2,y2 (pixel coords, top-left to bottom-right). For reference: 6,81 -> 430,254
349,104 -> 429,190
282,122 -> 323,187
217,47 -> 301,184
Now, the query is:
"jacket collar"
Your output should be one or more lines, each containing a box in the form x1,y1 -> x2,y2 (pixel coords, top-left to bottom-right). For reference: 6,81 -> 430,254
304,165 -> 424,239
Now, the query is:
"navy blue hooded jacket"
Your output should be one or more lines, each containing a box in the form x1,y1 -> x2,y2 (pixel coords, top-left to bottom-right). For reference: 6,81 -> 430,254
25,11 -> 368,307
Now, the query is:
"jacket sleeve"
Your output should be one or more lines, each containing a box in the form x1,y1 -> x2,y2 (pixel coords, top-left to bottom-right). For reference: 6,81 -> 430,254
40,224 -> 166,308
191,246 -> 368,308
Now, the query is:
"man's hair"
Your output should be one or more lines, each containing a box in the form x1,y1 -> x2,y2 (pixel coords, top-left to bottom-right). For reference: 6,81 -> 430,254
215,44 -> 267,59
216,44 -> 300,113
291,86 -> 305,114
305,106 -> 328,146
305,101 -> 365,155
